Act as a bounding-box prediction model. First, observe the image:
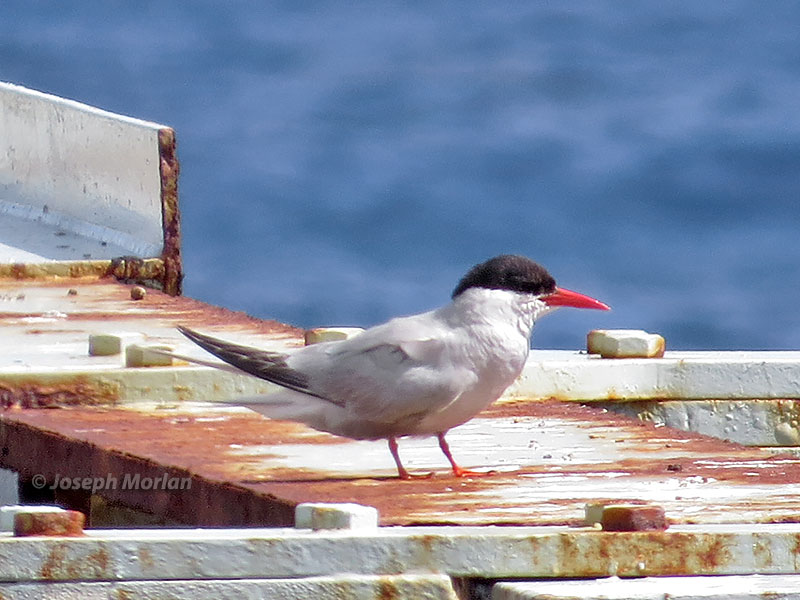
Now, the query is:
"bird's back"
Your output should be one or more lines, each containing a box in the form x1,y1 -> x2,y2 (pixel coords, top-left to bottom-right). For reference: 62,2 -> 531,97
287,290 -> 534,437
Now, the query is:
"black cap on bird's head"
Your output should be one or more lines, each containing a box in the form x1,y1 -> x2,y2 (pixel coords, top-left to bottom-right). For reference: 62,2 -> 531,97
452,255 -> 555,298
452,255 -> 610,311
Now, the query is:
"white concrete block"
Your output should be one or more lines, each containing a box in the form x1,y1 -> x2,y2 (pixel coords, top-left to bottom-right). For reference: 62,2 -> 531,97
305,327 -> 365,345
0,575 -> 458,600
494,574 -> 800,600
0,505 -> 64,532
0,81 -> 166,259
583,502 -> 606,526
88,333 -> 145,356
506,350 -> 800,401
588,329 -> 665,358
0,524 -> 800,581
295,502 -> 378,530
600,399 -> 800,446
125,344 -> 175,367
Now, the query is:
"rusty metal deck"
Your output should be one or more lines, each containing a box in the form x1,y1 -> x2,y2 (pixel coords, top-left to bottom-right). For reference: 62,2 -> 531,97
0,278 -> 300,407
1,276 -> 799,528
2,397 -> 799,528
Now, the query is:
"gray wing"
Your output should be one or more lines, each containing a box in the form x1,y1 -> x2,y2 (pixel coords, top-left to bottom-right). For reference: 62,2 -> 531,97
177,326 -> 338,404
288,314 -> 475,424
179,314 -> 474,431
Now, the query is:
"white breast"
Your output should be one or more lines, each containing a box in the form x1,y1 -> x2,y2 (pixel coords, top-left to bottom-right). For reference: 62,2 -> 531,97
409,287 -> 546,434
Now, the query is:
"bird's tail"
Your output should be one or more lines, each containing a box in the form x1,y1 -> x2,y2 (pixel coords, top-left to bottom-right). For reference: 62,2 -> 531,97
177,326 -> 326,399
165,326 -> 346,433
144,346 -> 250,376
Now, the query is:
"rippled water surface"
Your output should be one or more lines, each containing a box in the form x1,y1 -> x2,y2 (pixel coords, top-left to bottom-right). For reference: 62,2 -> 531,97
3,2 -> 799,349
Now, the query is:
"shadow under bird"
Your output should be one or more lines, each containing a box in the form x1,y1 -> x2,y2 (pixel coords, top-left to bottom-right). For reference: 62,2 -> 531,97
177,255 -> 610,479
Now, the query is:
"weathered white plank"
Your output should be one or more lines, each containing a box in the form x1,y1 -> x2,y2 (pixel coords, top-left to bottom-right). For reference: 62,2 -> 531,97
493,574 -> 800,600
0,81 -> 167,259
0,575 -> 458,600
1,524 -> 800,582
510,350 -> 800,401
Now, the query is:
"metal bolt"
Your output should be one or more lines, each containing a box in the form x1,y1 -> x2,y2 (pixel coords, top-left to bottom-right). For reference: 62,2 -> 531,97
14,509 -> 85,537
601,504 -> 668,531
295,502 -> 379,530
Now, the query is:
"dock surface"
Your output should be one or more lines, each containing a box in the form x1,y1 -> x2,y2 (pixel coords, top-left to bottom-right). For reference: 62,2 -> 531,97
3,398 -> 800,527
1,275 -> 799,527
5,80 -> 799,599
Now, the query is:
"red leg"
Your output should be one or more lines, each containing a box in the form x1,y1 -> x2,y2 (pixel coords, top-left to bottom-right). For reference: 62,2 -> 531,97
387,437 -> 432,480
437,432 -> 488,477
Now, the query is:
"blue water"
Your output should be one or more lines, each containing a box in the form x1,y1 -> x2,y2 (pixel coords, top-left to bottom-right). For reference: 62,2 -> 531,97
3,2 -> 799,350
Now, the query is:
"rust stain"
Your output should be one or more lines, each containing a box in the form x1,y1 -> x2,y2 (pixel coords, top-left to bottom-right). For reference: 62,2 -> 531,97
137,547 -> 155,570
108,256 -> 164,288
775,399 -> 800,424
565,532 -> 737,577
24,328 -> 85,335
0,278 -> 302,337
86,548 -> 111,574
694,535 -> 732,572
40,544 -> 111,580
0,261 -> 165,282
0,377 -> 120,409
0,259 -> 169,295
0,407 -> 343,470
9,263 -> 26,280
172,385 -> 193,402
70,262 -> 116,279
14,510 -> 85,537
40,544 -> 68,580
526,536 -> 546,569
158,126 -> 182,297
406,533 -> 438,568
567,532 -> 714,576
3,395 -> 800,528
752,534 -> 774,569
614,532 -> 685,576
0,275 -> 102,289
377,578 -> 400,600
556,532 -> 582,574
601,505 -> 667,532
792,533 -> 800,570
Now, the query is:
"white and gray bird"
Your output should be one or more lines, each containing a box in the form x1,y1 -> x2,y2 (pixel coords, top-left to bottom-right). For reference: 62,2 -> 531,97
177,255 -> 609,479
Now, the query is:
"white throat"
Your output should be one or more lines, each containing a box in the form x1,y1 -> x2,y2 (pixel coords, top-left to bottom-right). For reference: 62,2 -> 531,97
444,287 -> 557,338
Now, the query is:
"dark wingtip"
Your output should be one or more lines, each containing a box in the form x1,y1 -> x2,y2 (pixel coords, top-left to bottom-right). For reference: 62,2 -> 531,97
176,325 -> 210,347
176,325 -> 196,338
